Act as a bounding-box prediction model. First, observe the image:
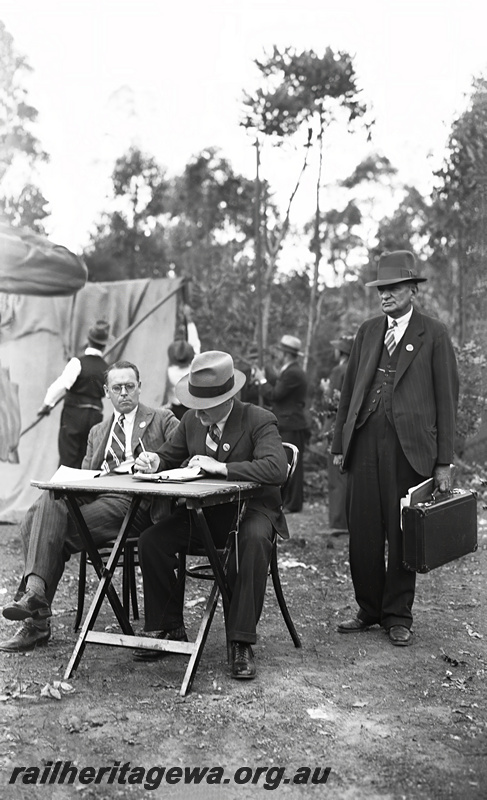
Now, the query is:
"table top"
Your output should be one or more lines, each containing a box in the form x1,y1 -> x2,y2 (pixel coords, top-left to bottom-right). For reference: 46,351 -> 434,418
31,472 -> 262,502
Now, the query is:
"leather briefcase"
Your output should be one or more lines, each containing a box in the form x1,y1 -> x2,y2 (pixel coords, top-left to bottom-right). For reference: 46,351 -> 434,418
402,488 -> 478,573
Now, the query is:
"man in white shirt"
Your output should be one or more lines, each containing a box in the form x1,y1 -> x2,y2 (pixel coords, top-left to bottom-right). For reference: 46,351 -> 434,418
0,360 -> 178,652
38,320 -> 110,468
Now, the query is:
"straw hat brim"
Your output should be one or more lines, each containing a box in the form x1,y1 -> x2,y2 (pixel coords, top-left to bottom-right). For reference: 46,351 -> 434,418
175,369 -> 247,409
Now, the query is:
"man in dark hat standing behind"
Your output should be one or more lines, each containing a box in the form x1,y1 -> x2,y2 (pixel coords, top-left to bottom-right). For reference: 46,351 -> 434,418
37,320 -> 111,468
321,334 -> 355,535
254,335 -> 309,513
331,251 -> 458,646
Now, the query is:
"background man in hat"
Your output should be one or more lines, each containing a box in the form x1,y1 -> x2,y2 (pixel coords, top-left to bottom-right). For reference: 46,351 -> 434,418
254,335 -> 309,513
37,319 -> 111,468
0,360 -> 179,653
331,250 -> 458,647
163,304 -> 201,420
133,350 -> 289,680
321,334 -> 355,535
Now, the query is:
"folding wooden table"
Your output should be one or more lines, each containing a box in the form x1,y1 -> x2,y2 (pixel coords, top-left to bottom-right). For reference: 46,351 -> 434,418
31,473 -> 261,695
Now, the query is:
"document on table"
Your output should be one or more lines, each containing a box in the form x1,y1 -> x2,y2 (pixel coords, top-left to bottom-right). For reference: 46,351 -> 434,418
132,465 -> 205,483
47,466 -> 102,482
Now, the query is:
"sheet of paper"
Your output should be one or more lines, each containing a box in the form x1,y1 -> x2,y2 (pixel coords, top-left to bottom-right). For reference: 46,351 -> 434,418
48,466 -> 102,483
132,465 -> 205,483
400,477 -> 435,529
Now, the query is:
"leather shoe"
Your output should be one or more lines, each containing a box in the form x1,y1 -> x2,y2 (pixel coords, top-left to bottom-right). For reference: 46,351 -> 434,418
231,642 -> 256,679
0,622 -> 51,652
133,626 -> 188,661
2,590 -> 51,621
337,616 -> 375,633
388,625 -> 413,647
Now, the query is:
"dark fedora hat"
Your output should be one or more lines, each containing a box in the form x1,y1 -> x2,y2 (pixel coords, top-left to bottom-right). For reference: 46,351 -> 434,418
366,250 -> 427,287
175,350 -> 246,409
168,339 -> 195,365
87,320 -> 110,346
330,334 -> 355,356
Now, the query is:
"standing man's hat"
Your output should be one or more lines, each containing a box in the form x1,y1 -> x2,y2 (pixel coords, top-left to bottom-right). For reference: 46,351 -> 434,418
168,339 -> 195,366
330,334 -> 355,356
366,250 -> 427,287
175,351 -> 246,409
87,320 -> 110,346
278,335 -> 303,356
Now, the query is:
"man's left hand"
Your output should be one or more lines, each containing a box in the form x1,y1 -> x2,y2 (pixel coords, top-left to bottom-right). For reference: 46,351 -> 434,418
189,455 -> 228,477
433,464 -> 452,493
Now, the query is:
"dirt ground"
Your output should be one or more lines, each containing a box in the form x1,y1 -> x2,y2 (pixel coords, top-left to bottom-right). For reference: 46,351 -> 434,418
0,498 -> 486,800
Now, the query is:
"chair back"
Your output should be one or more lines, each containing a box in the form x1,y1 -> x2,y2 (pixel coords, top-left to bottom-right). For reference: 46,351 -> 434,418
281,442 -> 299,497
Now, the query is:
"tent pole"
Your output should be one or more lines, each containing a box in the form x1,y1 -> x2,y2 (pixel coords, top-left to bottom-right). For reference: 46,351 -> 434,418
19,278 -> 185,438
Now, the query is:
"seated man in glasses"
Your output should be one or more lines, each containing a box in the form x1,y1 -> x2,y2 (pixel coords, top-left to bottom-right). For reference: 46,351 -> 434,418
0,360 -> 179,653
133,350 -> 289,680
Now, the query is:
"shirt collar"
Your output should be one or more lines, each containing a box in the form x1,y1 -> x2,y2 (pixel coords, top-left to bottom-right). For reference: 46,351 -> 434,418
214,401 -> 234,432
85,346 -> 104,356
114,406 -> 138,423
387,306 -> 413,328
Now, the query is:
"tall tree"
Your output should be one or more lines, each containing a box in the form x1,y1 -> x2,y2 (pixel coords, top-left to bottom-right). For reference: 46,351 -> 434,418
242,46 -> 372,366
85,146 -> 169,280
0,21 -> 49,232
428,76 -> 487,344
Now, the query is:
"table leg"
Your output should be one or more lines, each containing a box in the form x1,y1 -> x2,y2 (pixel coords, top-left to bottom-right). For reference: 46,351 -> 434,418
63,496 -> 141,679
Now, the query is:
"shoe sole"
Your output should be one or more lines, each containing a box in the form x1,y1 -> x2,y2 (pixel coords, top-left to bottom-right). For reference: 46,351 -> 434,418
231,670 -> 256,680
3,605 -> 51,622
389,636 -> 413,647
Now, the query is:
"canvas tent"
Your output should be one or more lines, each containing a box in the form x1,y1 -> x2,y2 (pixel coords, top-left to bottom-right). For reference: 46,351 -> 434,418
0,277 -> 181,522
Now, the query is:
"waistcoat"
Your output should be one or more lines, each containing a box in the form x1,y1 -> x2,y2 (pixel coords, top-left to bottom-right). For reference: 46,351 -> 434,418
356,342 -> 401,428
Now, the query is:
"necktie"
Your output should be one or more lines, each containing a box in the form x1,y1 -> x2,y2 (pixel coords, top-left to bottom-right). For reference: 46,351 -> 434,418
384,320 -> 397,356
205,423 -> 221,458
102,414 -> 126,472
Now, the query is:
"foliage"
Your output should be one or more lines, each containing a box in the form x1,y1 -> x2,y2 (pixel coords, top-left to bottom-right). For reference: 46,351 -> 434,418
0,21 -> 49,232
454,340 -> 487,444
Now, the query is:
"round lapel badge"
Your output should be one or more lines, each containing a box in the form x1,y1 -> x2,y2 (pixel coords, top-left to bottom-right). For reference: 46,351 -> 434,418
139,421 -> 147,428
223,443 -> 230,452
406,344 -> 414,352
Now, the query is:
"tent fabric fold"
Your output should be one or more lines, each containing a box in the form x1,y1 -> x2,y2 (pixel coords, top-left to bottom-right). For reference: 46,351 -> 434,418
0,223 -> 88,296
0,277 -> 179,522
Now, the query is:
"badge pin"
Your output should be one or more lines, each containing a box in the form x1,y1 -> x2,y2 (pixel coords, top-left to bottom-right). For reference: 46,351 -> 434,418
223,443 -> 230,452
405,344 -> 414,352
139,421 -> 147,428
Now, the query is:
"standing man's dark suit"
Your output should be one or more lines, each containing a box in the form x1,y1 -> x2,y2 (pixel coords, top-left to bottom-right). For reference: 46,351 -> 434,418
0,361 -> 178,653
134,351 -> 288,679
257,335 -> 308,512
331,251 -> 458,646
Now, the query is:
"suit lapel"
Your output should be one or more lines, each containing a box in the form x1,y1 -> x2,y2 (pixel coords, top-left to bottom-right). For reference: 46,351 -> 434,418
131,404 -> 154,456
394,310 -> 424,386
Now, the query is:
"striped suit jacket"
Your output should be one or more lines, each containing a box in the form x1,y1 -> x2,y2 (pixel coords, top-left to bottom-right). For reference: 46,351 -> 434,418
331,308 -> 459,477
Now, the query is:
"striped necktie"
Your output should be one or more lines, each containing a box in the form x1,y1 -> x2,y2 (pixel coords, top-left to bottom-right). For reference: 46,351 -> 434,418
102,414 -> 126,472
205,423 -> 221,458
384,320 -> 398,356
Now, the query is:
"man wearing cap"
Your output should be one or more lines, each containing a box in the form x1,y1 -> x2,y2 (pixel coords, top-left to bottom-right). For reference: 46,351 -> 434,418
133,351 -> 289,680
37,320 -> 111,468
321,334 -> 355,535
254,335 -> 309,513
331,250 -> 458,646
0,360 -> 179,653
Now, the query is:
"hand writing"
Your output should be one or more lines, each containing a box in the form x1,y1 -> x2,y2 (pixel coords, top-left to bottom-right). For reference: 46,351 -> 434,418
134,451 -> 160,473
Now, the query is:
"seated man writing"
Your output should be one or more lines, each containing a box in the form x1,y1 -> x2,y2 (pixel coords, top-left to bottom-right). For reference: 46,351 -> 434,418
0,360 -> 179,652
133,350 -> 289,680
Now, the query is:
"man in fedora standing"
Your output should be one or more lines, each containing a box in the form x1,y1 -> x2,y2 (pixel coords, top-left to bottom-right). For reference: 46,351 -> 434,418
331,251 -> 458,646
133,351 -> 289,680
254,335 -> 309,513
37,320 -> 111,468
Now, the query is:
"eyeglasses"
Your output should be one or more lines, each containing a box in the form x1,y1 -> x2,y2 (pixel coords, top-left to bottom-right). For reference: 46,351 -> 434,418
108,383 -> 138,394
